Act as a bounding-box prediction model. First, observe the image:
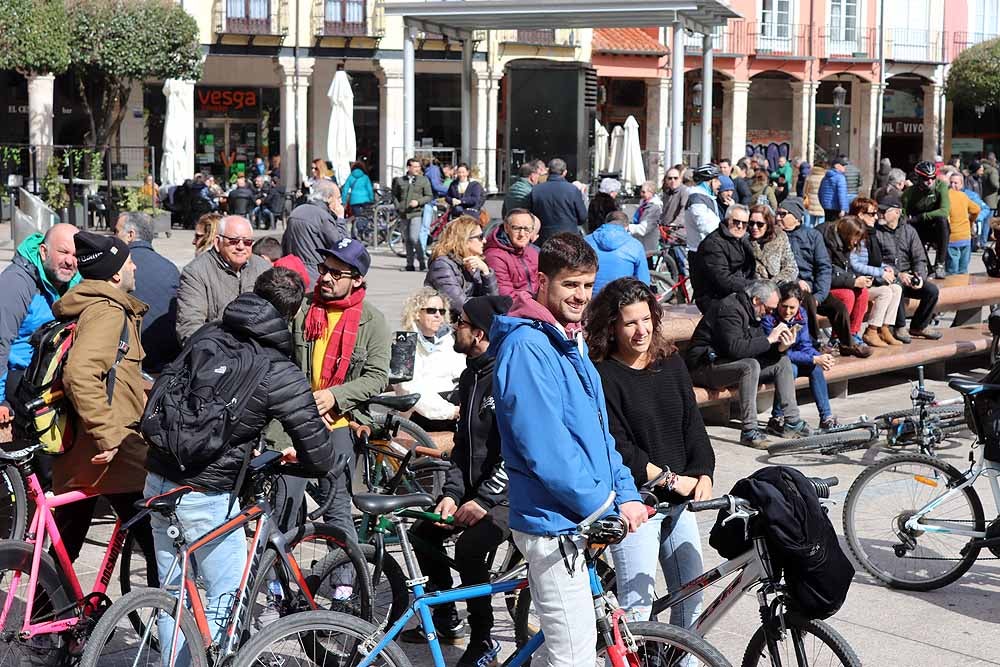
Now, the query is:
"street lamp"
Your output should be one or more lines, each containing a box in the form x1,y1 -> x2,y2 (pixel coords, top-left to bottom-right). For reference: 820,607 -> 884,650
833,83 -> 848,109
692,81 -> 703,109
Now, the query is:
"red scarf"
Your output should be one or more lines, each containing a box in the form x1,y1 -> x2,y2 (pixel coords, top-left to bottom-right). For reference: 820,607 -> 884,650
304,286 -> 367,388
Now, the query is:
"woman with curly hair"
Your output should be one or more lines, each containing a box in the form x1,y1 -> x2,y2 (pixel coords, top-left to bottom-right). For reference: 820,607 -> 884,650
392,287 -> 466,432
424,215 -> 498,316
584,277 -> 715,628
192,212 -> 221,256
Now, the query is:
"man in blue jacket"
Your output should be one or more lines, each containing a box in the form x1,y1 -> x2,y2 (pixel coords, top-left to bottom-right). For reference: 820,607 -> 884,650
491,233 -> 648,666
818,156 -> 850,221
0,224 -> 80,426
527,158 -> 587,246
585,210 -> 650,294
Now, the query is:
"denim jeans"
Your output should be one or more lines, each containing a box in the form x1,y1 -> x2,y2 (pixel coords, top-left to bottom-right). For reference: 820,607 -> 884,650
608,504 -> 704,629
420,202 -> 437,254
980,215 -> 992,247
144,472 -> 247,663
946,243 -> 971,274
772,362 -> 832,421
803,213 -> 824,229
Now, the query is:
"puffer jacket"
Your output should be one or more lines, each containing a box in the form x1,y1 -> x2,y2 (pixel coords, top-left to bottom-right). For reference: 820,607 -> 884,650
147,293 -> 337,492
696,224 -> 755,309
483,225 -> 539,296
752,228 -> 798,284
749,181 -> 778,211
585,224 -> 651,294
874,221 -> 927,278
425,254 -> 499,315
443,353 -> 507,509
176,249 -> 271,343
818,169 -> 849,213
802,167 -> 826,216
502,177 -> 533,216
786,223 -> 832,303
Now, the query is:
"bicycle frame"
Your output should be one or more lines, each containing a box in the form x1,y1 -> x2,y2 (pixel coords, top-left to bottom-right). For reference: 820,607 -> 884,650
0,468 -> 130,639
904,446 -> 1000,539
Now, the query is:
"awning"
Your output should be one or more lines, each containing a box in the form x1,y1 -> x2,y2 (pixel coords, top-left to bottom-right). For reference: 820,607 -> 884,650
593,28 -> 668,56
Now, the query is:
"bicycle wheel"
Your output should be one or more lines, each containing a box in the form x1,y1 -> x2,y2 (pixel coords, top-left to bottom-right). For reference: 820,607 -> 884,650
767,428 -> 875,457
741,613 -> 860,667
318,542 -> 408,629
282,523 -> 375,622
0,465 -> 27,542
843,453 -> 984,590
370,414 -> 444,496
233,610 -> 413,667
876,404 -> 965,423
0,541 -> 71,666
599,620 -> 732,667
387,218 -> 407,258
78,588 -> 207,667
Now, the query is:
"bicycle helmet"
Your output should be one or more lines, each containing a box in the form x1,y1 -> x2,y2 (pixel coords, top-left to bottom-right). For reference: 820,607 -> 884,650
692,164 -> 721,183
913,160 -> 936,179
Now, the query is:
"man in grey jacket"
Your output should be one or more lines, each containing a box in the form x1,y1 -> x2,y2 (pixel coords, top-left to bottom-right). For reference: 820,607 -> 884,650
282,180 -> 348,286
175,215 -> 270,343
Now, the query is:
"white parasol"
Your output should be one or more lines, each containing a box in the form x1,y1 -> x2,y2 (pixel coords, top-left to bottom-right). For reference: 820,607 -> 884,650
594,119 -> 609,177
160,79 -> 192,188
607,125 -> 625,175
326,69 -> 356,186
619,115 -> 647,191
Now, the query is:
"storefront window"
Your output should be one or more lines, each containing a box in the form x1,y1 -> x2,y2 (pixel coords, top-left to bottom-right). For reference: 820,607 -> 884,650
415,74 -> 461,158
191,86 -> 279,183
351,73 -> 380,178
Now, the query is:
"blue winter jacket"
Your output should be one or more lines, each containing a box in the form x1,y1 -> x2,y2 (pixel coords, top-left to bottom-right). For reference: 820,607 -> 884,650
424,164 -> 449,198
965,188 -> 992,228
342,168 -> 375,206
761,307 -> 819,367
785,224 -> 832,303
585,224 -> 651,294
0,234 -> 80,405
490,294 -> 641,536
817,169 -> 849,213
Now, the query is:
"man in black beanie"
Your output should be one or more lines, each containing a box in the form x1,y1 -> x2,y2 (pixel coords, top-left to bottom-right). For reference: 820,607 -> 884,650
48,230 -> 156,575
401,295 -> 512,667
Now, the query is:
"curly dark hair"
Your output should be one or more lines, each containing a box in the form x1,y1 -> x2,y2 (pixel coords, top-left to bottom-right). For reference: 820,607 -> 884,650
583,277 -> 676,363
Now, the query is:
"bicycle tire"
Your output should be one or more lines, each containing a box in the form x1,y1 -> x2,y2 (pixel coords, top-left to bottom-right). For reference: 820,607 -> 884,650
370,414 -> 444,497
0,540 -> 71,666
387,219 -> 407,258
876,405 -> 965,423
843,453 -> 984,591
600,620 -> 732,667
317,542 -> 408,629
283,522 -> 375,622
0,464 -> 27,542
741,613 -> 860,667
78,587 -> 207,667
232,610 -> 413,667
767,428 -> 875,457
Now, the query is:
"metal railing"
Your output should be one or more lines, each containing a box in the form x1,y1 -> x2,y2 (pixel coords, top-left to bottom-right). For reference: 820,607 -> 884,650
214,0 -> 288,36
949,31 -> 1000,60
884,27 -> 946,62
683,21 -> 750,55
819,25 -> 876,59
748,21 -> 811,58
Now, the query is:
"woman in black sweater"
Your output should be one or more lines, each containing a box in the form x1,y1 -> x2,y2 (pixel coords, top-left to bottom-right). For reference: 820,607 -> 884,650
584,277 -> 715,628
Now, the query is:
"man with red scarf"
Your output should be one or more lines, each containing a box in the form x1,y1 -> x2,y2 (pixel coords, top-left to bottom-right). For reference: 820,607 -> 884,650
289,237 -> 390,536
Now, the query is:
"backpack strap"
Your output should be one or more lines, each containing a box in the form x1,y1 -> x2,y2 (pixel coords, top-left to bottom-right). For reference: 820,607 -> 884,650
104,314 -> 131,406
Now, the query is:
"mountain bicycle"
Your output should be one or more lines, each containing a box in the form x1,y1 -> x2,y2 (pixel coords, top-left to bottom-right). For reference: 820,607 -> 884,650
232,490 -> 732,667
650,224 -> 692,305
767,365 -> 967,458
514,474 -> 860,667
843,373 -> 1000,591
78,449 -> 373,666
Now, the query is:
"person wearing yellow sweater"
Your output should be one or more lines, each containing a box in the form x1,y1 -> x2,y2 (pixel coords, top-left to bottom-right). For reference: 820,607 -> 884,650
947,171 -> 980,275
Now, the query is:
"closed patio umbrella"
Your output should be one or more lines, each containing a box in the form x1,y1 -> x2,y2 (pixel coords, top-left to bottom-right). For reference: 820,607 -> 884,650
607,125 -> 625,176
620,115 -> 646,192
594,120 -> 609,177
160,79 -> 192,188
326,69 -> 356,186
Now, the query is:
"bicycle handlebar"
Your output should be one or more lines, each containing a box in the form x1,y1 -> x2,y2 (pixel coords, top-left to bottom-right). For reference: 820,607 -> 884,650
578,491 -> 616,532
687,476 -> 839,514
414,446 -> 448,460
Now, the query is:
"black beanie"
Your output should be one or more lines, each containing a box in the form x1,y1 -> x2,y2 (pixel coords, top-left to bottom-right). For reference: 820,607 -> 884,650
463,295 -> 513,335
74,231 -> 130,281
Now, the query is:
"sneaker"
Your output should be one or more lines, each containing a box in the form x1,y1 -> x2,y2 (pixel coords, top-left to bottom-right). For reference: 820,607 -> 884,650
892,327 -> 912,344
457,638 -> 502,667
782,419 -> 813,438
765,417 -> 785,437
819,416 -> 839,431
910,328 -> 943,340
400,609 -> 468,644
933,264 -> 946,279
740,429 -> 771,449
839,343 -> 873,358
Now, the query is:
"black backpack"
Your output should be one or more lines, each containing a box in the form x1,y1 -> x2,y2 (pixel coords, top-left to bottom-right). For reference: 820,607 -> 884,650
984,246 -> 1000,278
140,324 -> 270,474
709,466 -> 854,619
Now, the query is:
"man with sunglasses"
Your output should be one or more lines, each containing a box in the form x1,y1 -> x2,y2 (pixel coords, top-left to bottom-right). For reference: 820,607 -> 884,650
901,160 -> 951,278
694,204 -> 755,314
176,215 -> 270,343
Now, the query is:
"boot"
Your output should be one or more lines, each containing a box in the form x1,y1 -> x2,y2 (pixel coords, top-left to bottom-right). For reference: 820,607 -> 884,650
862,326 -> 888,348
880,325 -> 903,346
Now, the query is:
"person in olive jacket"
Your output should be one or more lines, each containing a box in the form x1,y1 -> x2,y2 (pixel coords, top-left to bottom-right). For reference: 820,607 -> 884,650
393,158 -> 434,271
404,296 -> 513,667
694,204 -> 755,313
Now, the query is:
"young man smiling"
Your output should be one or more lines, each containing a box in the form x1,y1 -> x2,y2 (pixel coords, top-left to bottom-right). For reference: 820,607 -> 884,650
490,232 -> 648,667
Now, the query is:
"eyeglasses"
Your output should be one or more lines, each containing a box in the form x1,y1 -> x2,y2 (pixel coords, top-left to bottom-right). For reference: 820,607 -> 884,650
508,225 -> 533,234
750,221 -> 768,229
218,234 -> 253,247
421,307 -> 448,316
316,264 -> 357,280
467,233 -> 484,241
451,315 -> 474,329
775,210 -> 789,217
666,176 -> 680,180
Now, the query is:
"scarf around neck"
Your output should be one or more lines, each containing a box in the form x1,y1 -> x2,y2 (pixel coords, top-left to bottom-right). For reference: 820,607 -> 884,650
304,285 -> 367,388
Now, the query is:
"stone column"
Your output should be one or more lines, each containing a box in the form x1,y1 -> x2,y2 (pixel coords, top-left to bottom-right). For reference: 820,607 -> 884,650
700,34 -> 714,165
789,81 -> 818,184
277,57 -> 315,190
670,22 -> 685,166
721,80 -> 750,164
27,73 -> 55,180
483,72 -> 500,192
922,83 -> 943,160
645,77 -> 670,183
461,39 -> 473,163
857,81 -> 884,195
378,62 -> 405,185
403,24 -> 416,161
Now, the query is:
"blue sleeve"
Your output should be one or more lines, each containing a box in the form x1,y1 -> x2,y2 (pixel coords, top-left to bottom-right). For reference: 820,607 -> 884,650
494,340 -> 621,520
849,250 -> 880,278
787,330 -> 818,366
428,168 -> 447,197
635,249 -> 651,284
0,276 -> 32,403
342,173 -> 357,201
836,176 -> 849,212
812,235 -> 833,303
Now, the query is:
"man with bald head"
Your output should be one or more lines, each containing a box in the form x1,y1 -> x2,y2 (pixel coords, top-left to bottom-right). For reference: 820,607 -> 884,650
175,215 -> 270,343
0,223 -> 80,426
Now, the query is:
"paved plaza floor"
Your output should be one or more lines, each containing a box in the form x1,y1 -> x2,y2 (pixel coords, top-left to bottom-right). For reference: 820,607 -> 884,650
1,225 -> 999,665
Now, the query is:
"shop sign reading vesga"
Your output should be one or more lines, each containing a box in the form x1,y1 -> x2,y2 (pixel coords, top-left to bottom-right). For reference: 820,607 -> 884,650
195,87 -> 260,117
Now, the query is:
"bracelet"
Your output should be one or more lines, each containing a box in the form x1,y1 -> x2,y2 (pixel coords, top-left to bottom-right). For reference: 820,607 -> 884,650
665,472 -> 678,493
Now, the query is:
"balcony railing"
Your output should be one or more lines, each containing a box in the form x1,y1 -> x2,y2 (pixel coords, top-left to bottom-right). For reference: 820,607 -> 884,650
884,27 -> 946,62
215,0 -> 287,36
499,29 -> 573,46
949,31 -> 1000,60
819,26 -> 876,59
683,21 -> 750,56
748,21 -> 811,58
314,0 -> 378,37
516,29 -> 556,45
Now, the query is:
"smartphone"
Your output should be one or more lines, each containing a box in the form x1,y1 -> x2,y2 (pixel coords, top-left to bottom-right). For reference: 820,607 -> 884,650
791,324 -> 802,337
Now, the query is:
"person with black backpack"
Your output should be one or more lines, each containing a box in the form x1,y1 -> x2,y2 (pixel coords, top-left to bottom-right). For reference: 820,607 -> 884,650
141,267 -> 339,645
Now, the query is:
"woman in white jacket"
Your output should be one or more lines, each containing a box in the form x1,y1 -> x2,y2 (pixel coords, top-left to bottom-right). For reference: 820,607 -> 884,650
394,287 -> 467,432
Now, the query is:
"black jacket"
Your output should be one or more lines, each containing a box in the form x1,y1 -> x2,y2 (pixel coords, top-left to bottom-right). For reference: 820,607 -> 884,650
697,224 -> 755,307
527,174 -> 588,245
874,221 -> 928,278
146,293 -> 337,491
686,291 -> 777,368
819,221 -> 857,289
735,177 -> 753,206
785,224 -> 832,303
442,353 -> 507,508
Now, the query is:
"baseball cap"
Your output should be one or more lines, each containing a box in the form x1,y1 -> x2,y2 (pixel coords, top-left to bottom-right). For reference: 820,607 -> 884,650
877,191 -> 903,212
317,237 -> 372,276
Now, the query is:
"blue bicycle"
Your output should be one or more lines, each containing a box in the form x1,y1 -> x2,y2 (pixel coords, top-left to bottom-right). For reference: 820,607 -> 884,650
233,491 -> 732,666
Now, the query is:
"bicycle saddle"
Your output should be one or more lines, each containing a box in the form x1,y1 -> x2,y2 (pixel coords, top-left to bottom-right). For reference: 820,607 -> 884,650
0,443 -> 41,464
409,457 -> 452,474
947,379 -> 1000,395
139,486 -> 194,515
363,394 -> 421,412
353,492 -> 435,516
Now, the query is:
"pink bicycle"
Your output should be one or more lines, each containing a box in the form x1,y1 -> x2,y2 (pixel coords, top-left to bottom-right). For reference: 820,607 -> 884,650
0,443 -> 156,664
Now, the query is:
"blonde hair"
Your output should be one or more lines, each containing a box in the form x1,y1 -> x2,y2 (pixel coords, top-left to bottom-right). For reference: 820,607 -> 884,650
430,215 -> 482,262
313,159 -> 332,180
400,287 -> 452,331
194,213 -> 222,255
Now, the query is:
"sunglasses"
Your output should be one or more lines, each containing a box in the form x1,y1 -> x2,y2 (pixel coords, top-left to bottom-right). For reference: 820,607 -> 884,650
193,232 -> 206,241
730,219 -> 748,228
219,234 -> 253,247
750,221 -> 767,229
666,176 -> 680,180
451,315 -> 474,328
467,233 -> 484,241
775,210 -> 788,217
421,307 -> 447,316
316,264 -> 357,280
